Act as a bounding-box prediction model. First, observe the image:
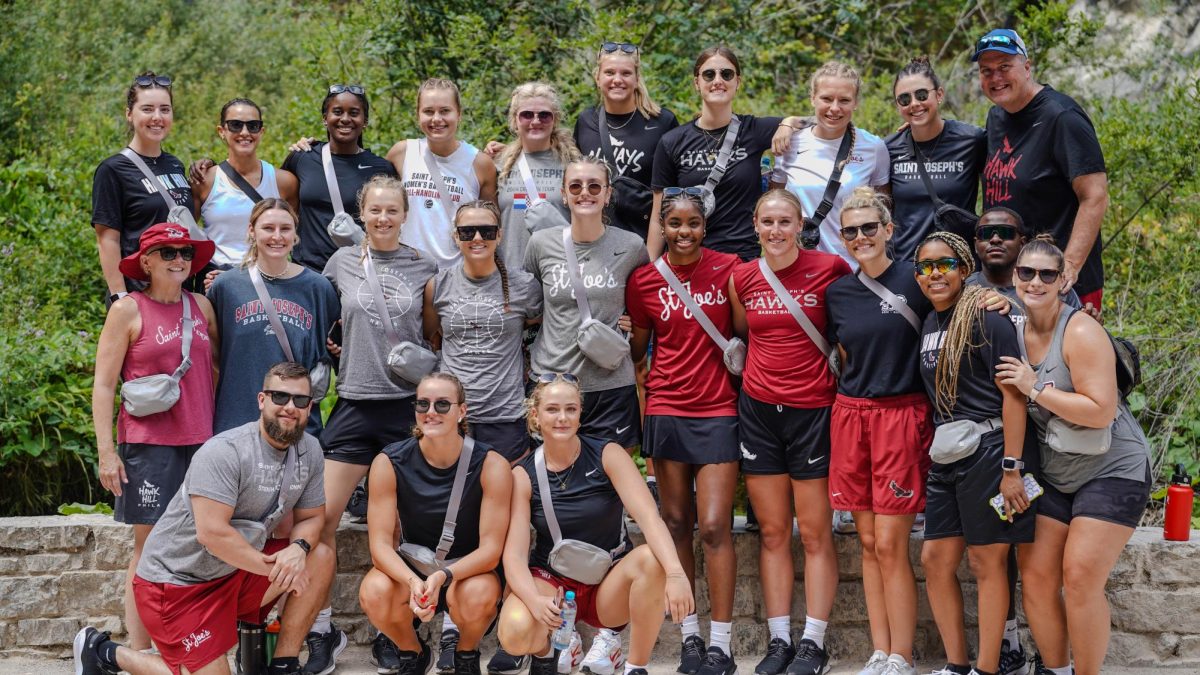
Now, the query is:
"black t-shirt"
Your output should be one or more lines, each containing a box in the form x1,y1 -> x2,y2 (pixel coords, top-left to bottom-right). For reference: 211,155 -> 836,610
827,261 -> 932,398
574,105 -> 679,188
281,141 -> 396,271
919,306 -> 1021,425
92,150 -> 194,258
652,114 -> 782,259
886,120 -> 987,263
983,86 -> 1107,296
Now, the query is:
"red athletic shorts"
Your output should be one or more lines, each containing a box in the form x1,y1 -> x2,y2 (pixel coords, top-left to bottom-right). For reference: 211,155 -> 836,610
530,567 -> 613,629
132,538 -> 289,675
829,393 -> 933,515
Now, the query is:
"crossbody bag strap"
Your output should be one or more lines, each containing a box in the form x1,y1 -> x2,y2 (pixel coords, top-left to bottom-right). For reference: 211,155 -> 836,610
321,144 -> 347,216
218,160 -> 265,203
856,270 -> 921,333
260,443 -> 297,522
906,131 -> 947,209
417,139 -> 459,222
560,227 -> 594,323
434,436 -> 476,563
361,250 -> 403,347
702,115 -> 742,194
810,125 -> 854,227
757,258 -> 839,376
249,266 -> 295,362
596,108 -> 616,167
121,147 -> 181,213
533,446 -> 563,544
169,293 -> 195,381
516,153 -> 545,208
653,257 -> 730,351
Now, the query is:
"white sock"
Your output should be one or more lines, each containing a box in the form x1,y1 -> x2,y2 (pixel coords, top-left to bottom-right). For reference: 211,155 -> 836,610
443,614 -> 459,634
312,607 -> 332,634
599,627 -> 621,639
1003,619 -> 1019,647
623,664 -> 647,675
801,616 -> 828,649
1048,667 -> 1072,675
767,616 -> 791,643
680,614 -> 700,640
709,621 -> 732,656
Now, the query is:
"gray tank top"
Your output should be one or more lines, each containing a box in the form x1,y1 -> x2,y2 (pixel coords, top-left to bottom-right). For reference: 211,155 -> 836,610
1019,307 -> 1149,493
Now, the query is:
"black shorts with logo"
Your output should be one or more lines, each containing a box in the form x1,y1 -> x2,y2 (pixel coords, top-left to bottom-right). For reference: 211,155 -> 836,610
115,443 -> 201,525
737,392 -> 831,480
924,430 -> 1037,546
321,397 -> 417,466
580,385 -> 642,450
643,415 -> 739,465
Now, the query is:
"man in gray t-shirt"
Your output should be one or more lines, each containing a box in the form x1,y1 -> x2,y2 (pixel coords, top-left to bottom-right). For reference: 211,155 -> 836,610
74,363 -> 332,675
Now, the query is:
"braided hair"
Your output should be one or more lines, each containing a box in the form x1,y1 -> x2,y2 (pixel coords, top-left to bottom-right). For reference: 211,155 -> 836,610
453,200 -> 510,312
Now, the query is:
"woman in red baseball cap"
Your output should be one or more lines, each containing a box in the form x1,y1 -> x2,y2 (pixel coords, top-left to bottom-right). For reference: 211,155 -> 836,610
92,221 -> 218,652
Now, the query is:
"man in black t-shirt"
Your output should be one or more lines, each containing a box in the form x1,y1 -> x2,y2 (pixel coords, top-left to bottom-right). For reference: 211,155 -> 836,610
973,28 -> 1108,311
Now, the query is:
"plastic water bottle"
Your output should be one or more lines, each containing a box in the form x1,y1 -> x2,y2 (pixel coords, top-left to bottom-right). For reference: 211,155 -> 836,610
551,591 -> 578,651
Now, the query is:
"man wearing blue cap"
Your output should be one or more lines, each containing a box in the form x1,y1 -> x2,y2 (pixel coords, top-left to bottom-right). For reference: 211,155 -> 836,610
974,28 -> 1108,316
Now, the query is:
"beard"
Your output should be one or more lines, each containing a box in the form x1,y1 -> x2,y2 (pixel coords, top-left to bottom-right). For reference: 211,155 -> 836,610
264,416 -> 306,446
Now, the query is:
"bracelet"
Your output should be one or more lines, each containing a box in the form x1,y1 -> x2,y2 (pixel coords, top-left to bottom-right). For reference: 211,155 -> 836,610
780,123 -> 796,130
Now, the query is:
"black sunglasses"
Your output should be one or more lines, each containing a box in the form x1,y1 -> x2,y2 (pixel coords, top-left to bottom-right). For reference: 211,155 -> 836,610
223,119 -> 264,134
537,372 -> 580,384
153,246 -> 196,262
328,84 -> 366,96
700,68 -> 737,83
977,225 -> 1019,242
1015,266 -> 1062,284
134,75 -> 173,88
600,41 -> 637,54
895,88 -> 931,107
663,186 -> 705,201
456,225 -> 499,241
840,222 -> 882,241
415,398 -> 458,414
915,257 -> 961,276
518,110 -> 554,123
263,390 -> 314,408
567,181 -> 608,196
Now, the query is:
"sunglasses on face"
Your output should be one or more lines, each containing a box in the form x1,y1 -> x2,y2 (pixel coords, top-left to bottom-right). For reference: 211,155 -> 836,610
153,246 -> 196,262
895,88 -> 931,107
518,110 -> 555,123
915,257 -> 961,276
328,84 -> 365,96
566,181 -> 608,196
263,390 -> 313,408
1015,266 -> 1062,284
600,41 -> 637,54
223,119 -> 264,134
538,372 -> 580,384
456,225 -> 499,241
840,222 -> 882,241
415,398 -> 458,414
700,68 -> 737,83
977,224 -> 1019,241
134,75 -> 173,88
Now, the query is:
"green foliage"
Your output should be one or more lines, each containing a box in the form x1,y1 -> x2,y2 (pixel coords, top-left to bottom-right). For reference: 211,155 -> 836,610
58,502 -> 114,516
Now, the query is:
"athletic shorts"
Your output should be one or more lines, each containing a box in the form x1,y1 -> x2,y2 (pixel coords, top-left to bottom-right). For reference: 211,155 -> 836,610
531,567 -> 613,630
581,385 -> 641,449
321,397 -> 416,465
829,393 -> 933,514
133,538 -> 289,675
1039,473 -> 1149,529
471,419 -> 530,463
1078,288 -> 1103,311
115,443 -> 201,525
738,392 -> 831,480
643,415 -> 739,465
924,431 -> 1037,546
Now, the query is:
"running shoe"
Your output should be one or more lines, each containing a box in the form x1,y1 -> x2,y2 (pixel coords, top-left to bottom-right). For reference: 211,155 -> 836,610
347,482 -> 369,523
695,647 -> 737,675
832,510 -> 857,535
999,639 -> 1031,675
880,655 -> 916,675
437,630 -> 461,674
785,639 -> 829,675
454,650 -> 482,675
911,512 -> 926,534
73,627 -> 119,675
559,631 -> 584,674
678,635 -> 706,675
531,655 -> 558,675
858,650 -> 889,675
373,632 -> 403,674
581,629 -> 624,675
744,502 -> 759,532
927,666 -> 971,675
753,638 -> 795,675
395,640 -> 432,675
302,626 -> 348,675
487,648 -> 530,675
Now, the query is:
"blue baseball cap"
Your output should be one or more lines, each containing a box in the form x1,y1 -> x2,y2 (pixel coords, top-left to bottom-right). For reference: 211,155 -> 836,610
971,28 -> 1028,61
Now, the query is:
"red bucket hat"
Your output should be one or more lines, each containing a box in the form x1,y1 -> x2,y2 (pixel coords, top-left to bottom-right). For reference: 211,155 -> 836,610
118,223 -> 216,281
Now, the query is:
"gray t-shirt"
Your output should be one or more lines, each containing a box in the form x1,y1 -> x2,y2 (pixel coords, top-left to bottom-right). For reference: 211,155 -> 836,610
496,150 -> 569,273
136,421 -> 326,585
523,226 -> 649,392
433,264 -> 543,422
323,245 -> 439,399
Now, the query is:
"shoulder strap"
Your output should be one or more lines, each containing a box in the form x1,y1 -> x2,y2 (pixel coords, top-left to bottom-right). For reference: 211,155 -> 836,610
169,293 -> 195,381
249,266 -> 295,362
810,125 -> 855,227
218,161 -> 264,203
757,258 -> 839,376
260,442 -> 297,522
418,139 -> 459,223
120,147 -> 180,212
361,250 -> 403,347
653,257 -> 730,350
856,270 -> 921,332
516,153 -> 544,208
560,228 -> 594,323
435,436 -> 475,563
533,446 -> 563,544
596,108 -> 616,167
321,144 -> 347,216
703,116 -> 742,194
906,131 -> 947,209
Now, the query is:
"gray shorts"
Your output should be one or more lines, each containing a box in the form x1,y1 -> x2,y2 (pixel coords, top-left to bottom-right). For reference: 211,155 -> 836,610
114,443 -> 200,525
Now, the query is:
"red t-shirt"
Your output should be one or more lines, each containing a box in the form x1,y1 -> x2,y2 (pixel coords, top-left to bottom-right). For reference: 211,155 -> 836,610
732,250 -> 851,408
626,249 -> 740,417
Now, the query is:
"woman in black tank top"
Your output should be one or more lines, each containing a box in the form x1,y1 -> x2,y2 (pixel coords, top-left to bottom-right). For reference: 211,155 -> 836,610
358,373 -> 513,674
496,376 -> 694,675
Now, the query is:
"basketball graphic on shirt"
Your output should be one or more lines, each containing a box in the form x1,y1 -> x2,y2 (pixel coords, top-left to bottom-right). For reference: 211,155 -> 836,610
448,299 -> 504,350
356,272 -> 415,325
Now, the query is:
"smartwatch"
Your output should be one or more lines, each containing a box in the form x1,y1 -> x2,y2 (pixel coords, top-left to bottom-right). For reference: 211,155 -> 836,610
1001,457 -> 1024,472
291,538 -> 312,554
1028,382 -> 1045,404
107,291 -> 128,305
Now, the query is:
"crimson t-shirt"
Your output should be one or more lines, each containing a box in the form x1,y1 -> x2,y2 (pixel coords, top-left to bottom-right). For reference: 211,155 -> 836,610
626,249 -> 740,417
733,250 -> 852,408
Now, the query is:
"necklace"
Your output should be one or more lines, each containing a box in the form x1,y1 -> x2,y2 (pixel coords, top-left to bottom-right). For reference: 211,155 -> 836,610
258,263 -> 290,282
604,110 -> 634,131
547,461 -> 576,490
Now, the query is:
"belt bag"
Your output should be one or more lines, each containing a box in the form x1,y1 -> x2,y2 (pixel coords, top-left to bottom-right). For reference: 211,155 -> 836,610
652,257 -> 744,375
249,266 -> 331,401
595,109 -> 653,229
562,227 -> 629,371
322,144 -> 364,247
1045,417 -> 1113,456
548,538 -> 614,586
930,417 -> 1002,464
517,153 -> 570,234
229,518 -> 272,552
722,338 -> 747,375
907,131 -> 978,242
697,116 -> 742,217
398,437 -> 476,576
308,361 -> 331,403
119,148 -> 209,242
184,444 -> 295,552
398,543 -> 462,577
798,123 -> 853,250
387,341 -> 438,384
121,294 -> 194,417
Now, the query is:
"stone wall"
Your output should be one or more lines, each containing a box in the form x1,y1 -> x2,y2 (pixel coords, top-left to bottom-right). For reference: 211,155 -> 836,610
1,515 -> 1197,667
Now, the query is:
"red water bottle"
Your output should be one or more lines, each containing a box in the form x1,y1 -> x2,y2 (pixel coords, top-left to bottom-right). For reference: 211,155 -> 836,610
1164,463 -> 1194,541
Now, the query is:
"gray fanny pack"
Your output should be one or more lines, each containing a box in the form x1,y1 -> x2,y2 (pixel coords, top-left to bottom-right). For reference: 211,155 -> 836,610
561,227 -> 630,371
322,144 -> 365,247
120,148 -> 209,242
653,257 -> 744,375
533,446 -> 625,585
184,443 -> 295,551
249,266 -> 331,401
695,116 -> 742,216
929,417 -> 1002,464
398,437 -> 475,576
362,250 -> 438,384
121,294 -> 195,417
517,154 -> 570,234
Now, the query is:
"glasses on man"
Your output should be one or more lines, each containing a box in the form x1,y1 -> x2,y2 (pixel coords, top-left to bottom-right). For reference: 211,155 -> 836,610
152,246 -> 196,262
976,225 -> 1018,241
1014,266 -> 1062,284
455,225 -> 499,241
566,181 -> 608,196
263,390 -> 314,408
415,398 -> 458,414
223,119 -> 264,134
840,222 -> 881,241
895,88 -> 931,107
700,68 -> 736,83
915,257 -> 961,276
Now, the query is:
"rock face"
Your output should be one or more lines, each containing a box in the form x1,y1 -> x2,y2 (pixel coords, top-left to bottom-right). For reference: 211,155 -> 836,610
1,515 -> 1199,666
1066,0 -> 1200,97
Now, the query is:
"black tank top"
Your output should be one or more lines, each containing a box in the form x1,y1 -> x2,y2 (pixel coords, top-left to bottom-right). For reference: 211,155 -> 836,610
384,436 -> 496,560
518,435 -> 630,570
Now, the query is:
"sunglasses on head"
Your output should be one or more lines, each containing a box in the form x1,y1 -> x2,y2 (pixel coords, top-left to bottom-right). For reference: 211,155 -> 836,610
537,372 -> 580,384
978,34 -> 1018,48
915,257 -> 961,276
153,246 -> 196,262
663,186 -> 706,201
977,224 -> 1019,241
328,84 -> 365,96
223,119 -> 263,134
601,41 -> 637,54
134,75 -> 173,88
263,390 -> 314,408
840,222 -> 882,241
1015,266 -> 1062,284
567,180 -> 608,196
895,88 -> 931,107
456,225 -> 499,241
415,398 -> 458,414
518,110 -> 554,123
700,68 -> 737,83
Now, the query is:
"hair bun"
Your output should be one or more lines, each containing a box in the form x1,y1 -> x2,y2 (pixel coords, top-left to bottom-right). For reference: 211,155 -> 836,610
1033,232 -> 1057,244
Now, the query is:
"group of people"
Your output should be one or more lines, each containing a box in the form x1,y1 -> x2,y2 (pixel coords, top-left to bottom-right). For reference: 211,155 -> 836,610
78,26 -> 1147,675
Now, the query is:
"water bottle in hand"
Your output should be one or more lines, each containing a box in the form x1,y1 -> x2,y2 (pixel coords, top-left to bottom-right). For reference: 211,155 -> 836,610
551,591 -> 577,651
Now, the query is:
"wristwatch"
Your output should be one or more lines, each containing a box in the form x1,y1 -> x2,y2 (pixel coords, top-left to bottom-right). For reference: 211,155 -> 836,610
291,538 -> 311,554
441,566 -> 455,586
1028,382 -> 1045,404
1001,457 -> 1025,472
107,291 -> 128,305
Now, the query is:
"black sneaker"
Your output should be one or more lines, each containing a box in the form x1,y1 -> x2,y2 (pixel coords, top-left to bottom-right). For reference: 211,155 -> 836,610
785,639 -> 828,675
455,650 -> 482,675
626,670 -> 648,675
373,633 -> 403,674
73,627 -> 119,675
531,655 -> 558,675
744,502 -> 759,532
395,640 -> 433,675
347,482 -> 369,523
678,635 -> 706,674
647,480 -> 661,509
302,627 -> 348,675
696,647 -> 737,675
999,640 -> 1031,675
487,648 -> 531,675
754,638 -> 795,675
1028,653 -> 1068,675
437,630 -> 461,674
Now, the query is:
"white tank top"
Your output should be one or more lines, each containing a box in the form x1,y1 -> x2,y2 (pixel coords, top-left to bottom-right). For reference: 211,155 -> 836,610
200,160 -> 281,267
399,139 -> 482,269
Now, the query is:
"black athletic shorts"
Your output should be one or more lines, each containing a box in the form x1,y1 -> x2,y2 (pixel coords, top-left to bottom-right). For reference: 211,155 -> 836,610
643,415 -> 739,465
321,397 -> 416,465
1039,472 -> 1150,529
115,443 -> 201,525
924,430 -> 1037,546
471,419 -> 530,463
581,385 -> 641,449
737,392 -> 831,480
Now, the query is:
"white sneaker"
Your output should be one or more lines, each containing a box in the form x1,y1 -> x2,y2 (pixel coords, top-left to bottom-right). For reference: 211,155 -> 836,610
833,510 -> 857,534
580,630 -> 624,675
558,631 -> 583,674
881,655 -> 917,675
858,650 -> 889,675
